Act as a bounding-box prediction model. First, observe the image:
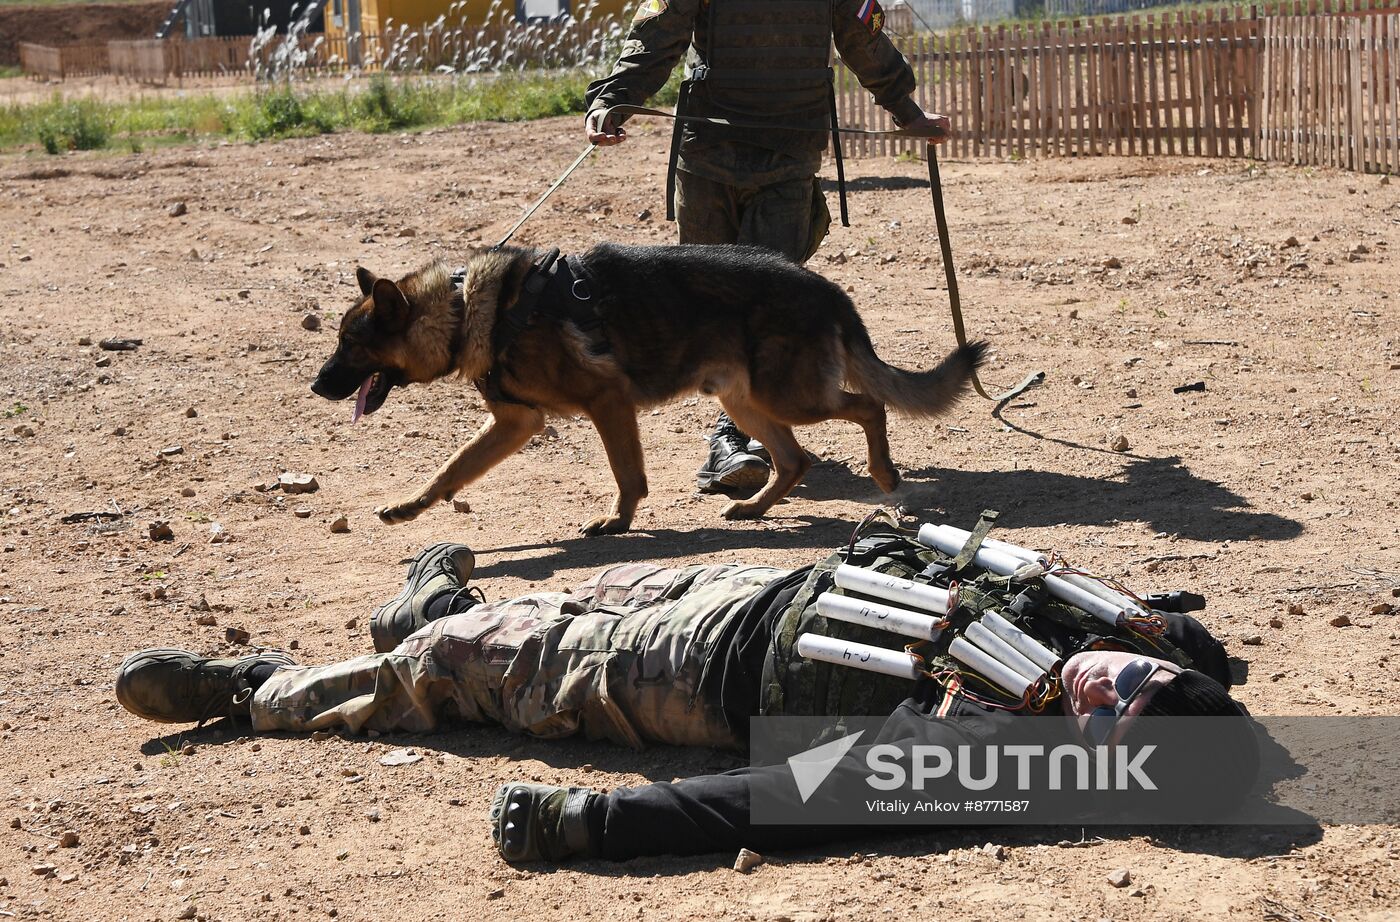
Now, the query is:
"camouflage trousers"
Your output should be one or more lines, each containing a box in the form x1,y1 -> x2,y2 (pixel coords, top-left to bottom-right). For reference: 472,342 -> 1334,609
249,562 -> 787,750
675,170 -> 831,264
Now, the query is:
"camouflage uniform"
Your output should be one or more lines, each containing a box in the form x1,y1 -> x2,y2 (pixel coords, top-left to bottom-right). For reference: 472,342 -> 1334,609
584,0 -> 922,263
250,562 -> 785,749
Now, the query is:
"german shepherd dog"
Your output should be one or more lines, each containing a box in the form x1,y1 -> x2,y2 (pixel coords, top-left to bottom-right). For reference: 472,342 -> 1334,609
311,243 -> 984,536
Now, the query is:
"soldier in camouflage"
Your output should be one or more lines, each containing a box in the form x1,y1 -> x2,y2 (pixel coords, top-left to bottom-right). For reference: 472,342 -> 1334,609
116,531 -> 1257,865
583,0 -> 952,495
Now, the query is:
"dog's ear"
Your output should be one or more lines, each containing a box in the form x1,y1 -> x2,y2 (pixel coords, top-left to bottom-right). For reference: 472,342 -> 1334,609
356,266 -> 378,297
370,278 -> 412,332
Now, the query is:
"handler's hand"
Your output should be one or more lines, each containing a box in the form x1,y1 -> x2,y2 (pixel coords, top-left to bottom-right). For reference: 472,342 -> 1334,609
585,109 -> 627,146
902,112 -> 952,143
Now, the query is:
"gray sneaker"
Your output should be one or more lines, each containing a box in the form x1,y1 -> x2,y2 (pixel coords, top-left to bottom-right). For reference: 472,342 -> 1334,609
115,648 -> 296,726
370,543 -> 476,652
696,413 -> 770,494
490,782 -> 596,863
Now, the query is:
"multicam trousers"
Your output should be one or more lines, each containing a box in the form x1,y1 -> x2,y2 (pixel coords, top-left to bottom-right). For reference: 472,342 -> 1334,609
675,170 -> 831,264
249,562 -> 788,750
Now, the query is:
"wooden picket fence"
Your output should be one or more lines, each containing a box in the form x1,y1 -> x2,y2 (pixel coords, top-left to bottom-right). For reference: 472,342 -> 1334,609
836,4 -> 1399,172
108,40 -> 177,84
839,7 -> 1263,160
17,4 -> 1400,175
18,41 -> 110,80
1259,13 -> 1400,171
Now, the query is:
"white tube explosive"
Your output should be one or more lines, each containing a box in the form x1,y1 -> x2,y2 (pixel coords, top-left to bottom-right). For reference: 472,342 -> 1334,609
916,523 -> 1123,627
796,633 -> 923,680
922,524 -> 1040,565
964,621 -> 1044,684
816,593 -> 945,642
925,524 -> 1145,616
981,609 -> 1060,673
949,636 -> 1032,699
833,564 -> 952,615
916,523 -> 1027,577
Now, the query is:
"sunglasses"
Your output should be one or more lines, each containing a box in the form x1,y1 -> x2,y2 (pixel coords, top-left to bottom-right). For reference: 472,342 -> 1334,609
1083,659 -> 1163,746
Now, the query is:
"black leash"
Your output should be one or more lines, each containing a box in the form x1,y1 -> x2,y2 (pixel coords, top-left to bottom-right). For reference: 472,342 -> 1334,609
489,105 -> 1044,405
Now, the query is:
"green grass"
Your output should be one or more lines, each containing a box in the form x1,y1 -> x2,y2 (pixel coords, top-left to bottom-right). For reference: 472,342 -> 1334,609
0,66 -> 22,79
0,67 -> 674,154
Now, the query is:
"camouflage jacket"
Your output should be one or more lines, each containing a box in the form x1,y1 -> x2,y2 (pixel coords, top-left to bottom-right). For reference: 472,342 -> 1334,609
584,0 -> 921,186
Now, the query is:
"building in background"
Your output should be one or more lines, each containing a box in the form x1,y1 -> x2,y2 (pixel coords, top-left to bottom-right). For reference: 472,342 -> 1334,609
161,0 -> 326,37
323,0 -> 631,41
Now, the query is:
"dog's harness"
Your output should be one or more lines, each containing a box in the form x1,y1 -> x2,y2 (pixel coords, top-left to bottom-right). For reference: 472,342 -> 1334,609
452,248 -> 611,408
489,108 -> 1044,411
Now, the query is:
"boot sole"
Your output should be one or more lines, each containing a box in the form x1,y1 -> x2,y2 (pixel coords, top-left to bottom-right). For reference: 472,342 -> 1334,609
116,647 -> 200,723
371,542 -> 475,640
115,647 -> 295,724
696,459 -> 770,495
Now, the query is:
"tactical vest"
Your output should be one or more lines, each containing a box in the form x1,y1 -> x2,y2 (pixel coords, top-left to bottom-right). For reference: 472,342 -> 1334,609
696,0 -> 836,120
761,522 -> 1196,719
665,0 -> 850,225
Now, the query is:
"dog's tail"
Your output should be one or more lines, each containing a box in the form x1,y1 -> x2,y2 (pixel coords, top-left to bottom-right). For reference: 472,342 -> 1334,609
844,333 -> 989,417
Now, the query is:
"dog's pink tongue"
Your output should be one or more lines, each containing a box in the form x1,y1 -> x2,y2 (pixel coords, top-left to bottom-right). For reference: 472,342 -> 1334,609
352,377 -> 371,423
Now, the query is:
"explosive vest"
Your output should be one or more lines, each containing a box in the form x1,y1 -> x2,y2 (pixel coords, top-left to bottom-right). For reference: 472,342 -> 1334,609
760,518 -> 1215,720
666,0 -> 850,223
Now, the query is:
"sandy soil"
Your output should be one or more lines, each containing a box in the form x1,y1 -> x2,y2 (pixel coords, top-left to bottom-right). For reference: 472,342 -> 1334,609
0,116 -> 1397,921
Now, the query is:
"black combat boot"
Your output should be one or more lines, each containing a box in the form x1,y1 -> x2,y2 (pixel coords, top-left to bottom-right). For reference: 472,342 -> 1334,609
115,648 -> 296,726
370,543 -> 478,652
491,783 -> 598,862
695,412 -> 770,494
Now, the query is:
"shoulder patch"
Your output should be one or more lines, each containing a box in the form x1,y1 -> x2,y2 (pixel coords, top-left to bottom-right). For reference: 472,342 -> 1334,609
633,0 -> 667,22
857,0 -> 884,33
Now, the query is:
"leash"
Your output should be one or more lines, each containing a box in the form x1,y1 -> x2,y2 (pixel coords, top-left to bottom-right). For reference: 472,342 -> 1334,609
490,104 -> 1044,405
491,142 -> 599,250
925,145 -> 1045,405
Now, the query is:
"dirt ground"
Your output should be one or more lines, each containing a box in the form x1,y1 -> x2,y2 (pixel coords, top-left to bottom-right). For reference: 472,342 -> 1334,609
0,116 -> 1397,921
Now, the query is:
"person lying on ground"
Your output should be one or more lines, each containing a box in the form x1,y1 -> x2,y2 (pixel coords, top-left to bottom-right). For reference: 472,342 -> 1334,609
116,529 -> 1259,864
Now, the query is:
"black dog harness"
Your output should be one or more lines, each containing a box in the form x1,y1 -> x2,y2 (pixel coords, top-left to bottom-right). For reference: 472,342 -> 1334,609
452,248 -> 611,407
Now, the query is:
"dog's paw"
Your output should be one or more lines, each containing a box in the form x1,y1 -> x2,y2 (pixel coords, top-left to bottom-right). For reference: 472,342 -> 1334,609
871,464 -> 901,494
580,514 -> 630,537
721,500 -> 765,521
375,496 -> 432,525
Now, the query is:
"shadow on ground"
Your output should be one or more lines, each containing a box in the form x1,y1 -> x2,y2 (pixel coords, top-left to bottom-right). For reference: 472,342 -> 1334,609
800,453 -> 1300,542
474,453 -> 1300,582
819,175 -> 929,193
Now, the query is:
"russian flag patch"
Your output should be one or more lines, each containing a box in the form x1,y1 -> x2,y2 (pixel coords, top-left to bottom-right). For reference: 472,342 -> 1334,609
857,0 -> 885,34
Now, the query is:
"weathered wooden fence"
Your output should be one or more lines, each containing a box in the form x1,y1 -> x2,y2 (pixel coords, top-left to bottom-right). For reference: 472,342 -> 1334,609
108,40 -> 176,84
1258,13 -> 1400,171
837,4 -> 1399,172
16,5 -> 1400,175
18,41 -> 110,80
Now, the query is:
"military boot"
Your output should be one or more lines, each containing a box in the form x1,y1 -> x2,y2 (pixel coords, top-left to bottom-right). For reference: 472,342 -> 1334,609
115,648 -> 296,726
491,783 -> 597,863
696,412 -> 770,494
370,543 -> 477,652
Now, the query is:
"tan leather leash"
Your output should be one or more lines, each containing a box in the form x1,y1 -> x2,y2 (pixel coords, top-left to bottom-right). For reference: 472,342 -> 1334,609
925,144 -> 1045,405
492,104 -> 1045,406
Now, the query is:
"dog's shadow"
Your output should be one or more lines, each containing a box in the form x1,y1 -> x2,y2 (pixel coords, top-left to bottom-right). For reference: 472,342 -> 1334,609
475,453 -> 1299,582
472,516 -> 856,582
